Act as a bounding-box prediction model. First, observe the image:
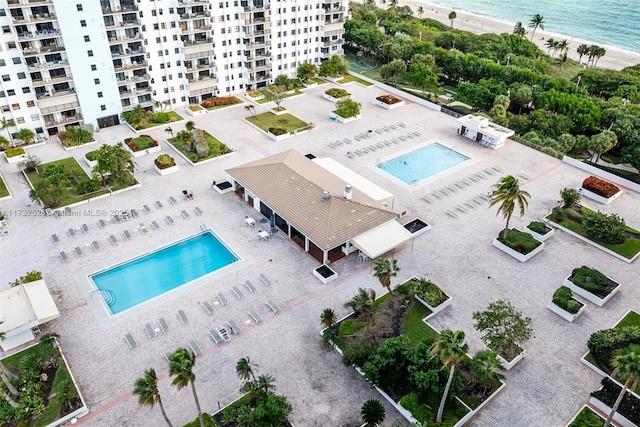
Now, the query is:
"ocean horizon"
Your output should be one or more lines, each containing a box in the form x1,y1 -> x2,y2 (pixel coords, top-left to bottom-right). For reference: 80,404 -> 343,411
423,0 -> 640,54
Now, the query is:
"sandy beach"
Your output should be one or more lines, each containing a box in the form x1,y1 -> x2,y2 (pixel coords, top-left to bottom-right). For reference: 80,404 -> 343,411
399,0 -> 640,71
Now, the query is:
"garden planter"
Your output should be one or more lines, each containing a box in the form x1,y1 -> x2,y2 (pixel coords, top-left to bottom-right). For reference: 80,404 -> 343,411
580,186 -> 622,205
563,275 -> 621,307
322,93 -> 348,103
244,93 -> 264,102
489,346 -> 526,371
302,81 -> 317,88
84,156 -> 98,169
415,293 -> 451,315
524,224 -> 555,241
372,96 -> 405,110
313,264 -> 337,284
329,111 -> 361,123
3,150 -> 27,164
266,131 -> 291,141
323,75 -> 344,83
492,237 -> 545,262
186,105 -> 207,116
153,163 -> 179,176
271,107 -> 289,116
589,396 -> 636,427
547,300 -> 586,322
125,143 -> 161,158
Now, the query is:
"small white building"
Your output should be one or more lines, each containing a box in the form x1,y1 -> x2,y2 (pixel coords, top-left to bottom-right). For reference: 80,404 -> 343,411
457,114 -> 514,149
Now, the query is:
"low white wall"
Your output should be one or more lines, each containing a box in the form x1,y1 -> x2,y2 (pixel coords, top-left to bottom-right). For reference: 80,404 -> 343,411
347,71 -> 441,111
562,156 -> 640,194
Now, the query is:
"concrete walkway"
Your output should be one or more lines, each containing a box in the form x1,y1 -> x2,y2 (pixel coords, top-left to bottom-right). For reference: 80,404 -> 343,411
0,81 -> 638,426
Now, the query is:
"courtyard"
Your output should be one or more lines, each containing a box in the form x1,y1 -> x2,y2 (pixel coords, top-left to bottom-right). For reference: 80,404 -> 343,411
0,80 -> 638,426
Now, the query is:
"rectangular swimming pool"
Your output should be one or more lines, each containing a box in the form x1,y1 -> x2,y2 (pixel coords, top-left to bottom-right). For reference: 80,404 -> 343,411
90,231 -> 238,315
377,143 -> 470,184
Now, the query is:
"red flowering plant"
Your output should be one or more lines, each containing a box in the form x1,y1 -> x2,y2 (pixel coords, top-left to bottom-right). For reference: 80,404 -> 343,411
376,94 -> 402,105
582,176 -> 620,198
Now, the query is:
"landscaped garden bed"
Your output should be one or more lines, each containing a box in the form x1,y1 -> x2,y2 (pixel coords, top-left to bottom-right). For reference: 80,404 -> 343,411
0,172 -> 10,199
322,283 -> 504,425
124,135 -> 161,158
56,125 -> 96,150
563,266 -> 621,307
323,88 -> 350,103
339,74 -> 374,86
589,378 -> 640,427
524,220 -> 554,241
245,112 -> 312,141
84,150 -> 98,169
330,98 -> 362,124
492,228 -> 544,262
373,94 -> 405,109
546,204 -> 640,262
121,107 -> 184,131
153,154 -> 179,175
244,90 -> 264,102
201,96 -> 243,111
547,286 -> 586,322
0,339 -> 88,426
566,405 -> 606,427
411,277 -> 451,315
166,126 -> 232,165
581,175 -> 622,205
3,147 -> 27,163
185,104 -> 207,116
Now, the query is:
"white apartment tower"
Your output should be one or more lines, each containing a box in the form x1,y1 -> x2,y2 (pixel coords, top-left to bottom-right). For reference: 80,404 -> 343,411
0,0 -> 345,137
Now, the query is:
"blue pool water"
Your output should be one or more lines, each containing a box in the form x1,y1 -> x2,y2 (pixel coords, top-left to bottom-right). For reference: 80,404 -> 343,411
377,143 -> 470,184
91,232 -> 238,315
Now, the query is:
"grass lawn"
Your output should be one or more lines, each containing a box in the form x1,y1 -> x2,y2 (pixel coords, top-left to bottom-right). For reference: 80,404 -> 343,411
311,77 -> 327,85
245,112 -> 310,134
547,206 -> 640,260
129,135 -> 156,150
0,173 -> 9,198
26,157 -> 135,207
135,111 -> 184,130
167,131 -> 232,163
340,74 -> 373,86
568,406 -> 605,427
400,391 -> 470,426
256,89 -> 303,104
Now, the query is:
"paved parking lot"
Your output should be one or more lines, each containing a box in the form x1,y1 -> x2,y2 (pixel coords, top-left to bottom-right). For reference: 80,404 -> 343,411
0,81 -> 638,426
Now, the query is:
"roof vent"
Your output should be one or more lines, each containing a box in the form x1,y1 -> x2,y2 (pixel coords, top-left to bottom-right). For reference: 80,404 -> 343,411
344,184 -> 352,200
321,190 -> 330,201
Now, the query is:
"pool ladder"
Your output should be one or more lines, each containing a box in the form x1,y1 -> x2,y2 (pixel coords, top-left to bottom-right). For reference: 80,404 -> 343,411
91,289 -> 116,307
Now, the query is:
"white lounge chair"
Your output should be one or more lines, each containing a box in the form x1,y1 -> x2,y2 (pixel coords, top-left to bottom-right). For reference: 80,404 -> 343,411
177,309 -> 188,324
125,333 -> 138,350
158,317 -> 169,333
51,234 -> 60,244
188,339 -> 202,356
259,274 -> 272,287
144,323 -> 156,339
59,251 -> 69,263
200,301 -> 215,315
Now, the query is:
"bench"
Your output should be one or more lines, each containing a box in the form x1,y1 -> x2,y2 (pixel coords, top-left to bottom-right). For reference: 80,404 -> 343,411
244,280 -> 256,294
266,300 -> 280,313
248,309 -> 262,323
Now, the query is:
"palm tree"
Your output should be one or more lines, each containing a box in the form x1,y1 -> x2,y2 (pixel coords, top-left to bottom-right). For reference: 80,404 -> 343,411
604,346 -> 640,427
528,14 -> 545,41
557,39 -> 569,56
448,11 -> 457,28
488,175 -> 530,240
512,22 -> 526,38
133,368 -> 174,427
431,330 -> 469,423
236,356 -> 258,383
184,121 -> 195,132
0,117 -> 14,147
0,324 -> 19,407
361,399 -> 386,426
244,104 -> 256,117
373,258 -> 400,294
168,348 -> 204,427
386,0 -> 397,16
320,308 -> 336,330
164,126 -> 174,139
15,128 -> 35,144
545,38 -> 557,56
255,373 -> 276,396
577,44 -> 589,63
344,288 -> 376,322
470,350 -> 504,397
417,6 -> 424,18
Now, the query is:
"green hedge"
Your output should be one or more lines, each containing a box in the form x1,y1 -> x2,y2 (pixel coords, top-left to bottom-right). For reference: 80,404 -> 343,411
587,326 -> 640,370
551,287 -> 581,314
570,266 -> 614,298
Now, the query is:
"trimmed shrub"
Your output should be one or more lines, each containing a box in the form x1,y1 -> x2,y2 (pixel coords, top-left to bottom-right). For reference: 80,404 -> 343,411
5,147 -> 25,157
527,221 -> 549,234
74,179 -> 101,195
551,286 -> 581,314
325,88 -> 349,98
587,326 -> 640,370
560,187 -> 581,208
152,112 -> 169,123
499,229 -> 541,254
582,176 -> 620,198
201,96 -> 239,108
154,154 -> 175,169
591,378 -> 640,425
268,127 -> 288,136
570,266 -> 614,297
582,210 -> 626,244
414,279 -> 447,307
188,153 -> 198,163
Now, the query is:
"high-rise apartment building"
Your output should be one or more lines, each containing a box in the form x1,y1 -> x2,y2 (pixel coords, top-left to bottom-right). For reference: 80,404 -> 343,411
0,0 -> 345,138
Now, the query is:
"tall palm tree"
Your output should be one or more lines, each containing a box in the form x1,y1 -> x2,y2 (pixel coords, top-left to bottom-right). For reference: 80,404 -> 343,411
244,104 -> 256,117
545,38 -> 557,56
470,350 -> 504,397
320,308 -> 336,330
512,22 -> 526,38
168,348 -> 204,427
448,11 -> 457,28
0,117 -> 14,147
361,399 -> 386,426
604,346 -> 640,427
528,14 -> 545,41
577,44 -> 589,63
488,175 -> 530,240
557,39 -> 569,56
236,356 -> 258,383
373,258 -> 400,294
430,330 -> 469,423
417,6 -> 424,18
344,288 -> 376,321
256,373 -> 277,396
184,121 -> 195,132
0,325 -> 19,407
164,126 -> 174,139
133,368 -> 174,427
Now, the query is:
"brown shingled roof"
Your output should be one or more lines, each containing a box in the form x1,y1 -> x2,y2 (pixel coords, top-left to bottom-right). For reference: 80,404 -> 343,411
226,150 -> 397,250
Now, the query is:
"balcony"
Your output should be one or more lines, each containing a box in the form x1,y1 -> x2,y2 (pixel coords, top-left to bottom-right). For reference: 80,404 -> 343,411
108,34 -> 142,44
18,29 -> 61,40
322,6 -> 346,14
31,13 -> 56,22
102,5 -> 138,14
31,74 -> 72,86
113,61 -> 148,72
112,48 -> 145,58
22,45 -> 65,56
116,74 -> 150,85
180,11 -> 210,19
28,59 -> 68,70
183,38 -> 212,46
45,114 -> 82,128
322,38 -> 343,47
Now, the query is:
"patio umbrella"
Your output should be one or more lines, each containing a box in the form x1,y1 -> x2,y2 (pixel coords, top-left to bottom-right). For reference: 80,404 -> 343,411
270,214 -> 275,230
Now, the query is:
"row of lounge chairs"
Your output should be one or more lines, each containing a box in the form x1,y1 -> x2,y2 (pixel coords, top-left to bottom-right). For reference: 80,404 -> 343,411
59,241 -> 102,262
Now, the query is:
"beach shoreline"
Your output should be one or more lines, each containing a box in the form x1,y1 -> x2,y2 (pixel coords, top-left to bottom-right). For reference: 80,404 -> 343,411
398,0 -> 640,71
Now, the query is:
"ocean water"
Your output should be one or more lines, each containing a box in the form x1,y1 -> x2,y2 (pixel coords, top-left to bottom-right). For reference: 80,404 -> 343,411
425,0 -> 640,53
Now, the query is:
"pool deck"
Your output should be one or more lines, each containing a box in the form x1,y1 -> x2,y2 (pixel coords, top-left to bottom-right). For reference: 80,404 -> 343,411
1,81 -> 639,427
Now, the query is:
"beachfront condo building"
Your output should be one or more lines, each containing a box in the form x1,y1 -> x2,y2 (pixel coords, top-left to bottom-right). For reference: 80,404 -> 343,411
0,0 -> 345,137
